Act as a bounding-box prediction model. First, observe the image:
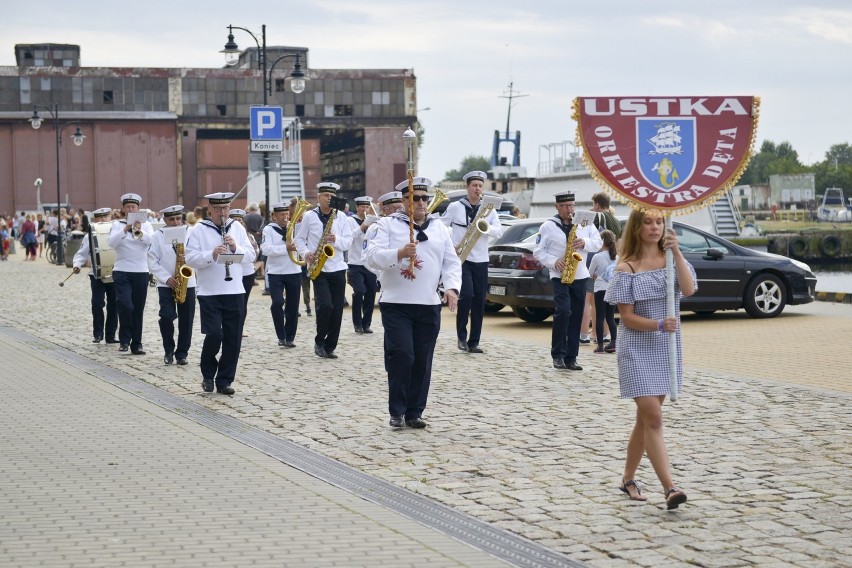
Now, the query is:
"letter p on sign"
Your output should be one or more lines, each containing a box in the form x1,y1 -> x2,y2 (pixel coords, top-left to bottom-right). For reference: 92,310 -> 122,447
250,106 -> 283,140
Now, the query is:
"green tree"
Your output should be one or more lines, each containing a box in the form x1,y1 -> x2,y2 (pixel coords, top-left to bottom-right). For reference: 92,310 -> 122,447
443,155 -> 490,182
742,140 -> 805,185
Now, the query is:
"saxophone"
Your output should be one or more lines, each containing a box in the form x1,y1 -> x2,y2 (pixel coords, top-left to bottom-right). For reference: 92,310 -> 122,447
455,195 -> 502,262
286,198 -> 311,266
173,241 -> 194,304
560,222 -> 583,284
306,209 -> 337,280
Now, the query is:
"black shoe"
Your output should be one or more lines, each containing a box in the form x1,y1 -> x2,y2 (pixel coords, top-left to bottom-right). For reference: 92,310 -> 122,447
176,358 -> 188,366
164,353 -> 174,365
565,360 -> 583,371
354,326 -> 363,334
325,350 -> 338,359
389,415 -> 404,428
262,289 -> 271,296
201,379 -> 214,392
362,327 -> 373,334
105,338 -> 119,344
553,358 -> 567,369
343,300 -> 350,307
278,339 -> 288,347
131,346 -> 146,355
92,335 -> 103,344
216,386 -> 235,395
467,345 -> 483,354
119,343 -> 129,352
405,417 -> 427,429
314,343 -> 328,358
305,306 -> 312,316
283,340 -> 296,348
457,339 -> 469,352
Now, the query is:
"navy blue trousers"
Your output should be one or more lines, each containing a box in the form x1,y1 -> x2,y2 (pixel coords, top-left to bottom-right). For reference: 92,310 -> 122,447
551,277 -> 587,363
89,275 -> 117,341
157,286 -> 196,359
348,264 -> 377,330
198,294 -> 245,388
380,303 -> 441,419
112,271 -> 148,348
312,269 -> 346,352
268,273 -> 302,342
456,260 -> 488,347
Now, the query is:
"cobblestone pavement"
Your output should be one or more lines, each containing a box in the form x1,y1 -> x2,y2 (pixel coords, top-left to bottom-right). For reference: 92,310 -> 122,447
2,256 -> 850,567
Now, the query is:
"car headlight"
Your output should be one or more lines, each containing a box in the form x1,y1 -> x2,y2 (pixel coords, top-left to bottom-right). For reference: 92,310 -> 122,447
789,258 -> 812,273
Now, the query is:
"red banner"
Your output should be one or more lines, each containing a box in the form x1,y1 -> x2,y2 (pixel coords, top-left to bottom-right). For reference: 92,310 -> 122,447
574,96 -> 759,213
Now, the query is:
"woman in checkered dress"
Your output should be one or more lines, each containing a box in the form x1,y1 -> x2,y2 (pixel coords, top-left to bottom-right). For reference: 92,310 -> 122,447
604,209 -> 697,510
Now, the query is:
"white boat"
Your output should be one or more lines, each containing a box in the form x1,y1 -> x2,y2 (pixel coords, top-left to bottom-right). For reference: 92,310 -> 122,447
817,187 -> 852,222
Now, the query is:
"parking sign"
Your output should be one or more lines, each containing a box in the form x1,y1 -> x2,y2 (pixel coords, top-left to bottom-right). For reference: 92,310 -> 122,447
250,106 -> 283,140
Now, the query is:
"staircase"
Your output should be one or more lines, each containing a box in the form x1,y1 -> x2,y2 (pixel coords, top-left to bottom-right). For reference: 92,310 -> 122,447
246,117 -> 305,206
710,192 -> 741,237
276,160 -> 304,204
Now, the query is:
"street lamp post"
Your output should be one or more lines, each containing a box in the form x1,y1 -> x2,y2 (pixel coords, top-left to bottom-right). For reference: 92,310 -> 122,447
29,104 -> 86,265
220,25 -> 307,224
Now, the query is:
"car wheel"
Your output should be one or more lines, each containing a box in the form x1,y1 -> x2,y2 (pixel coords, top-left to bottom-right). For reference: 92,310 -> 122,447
743,273 -> 786,318
484,301 -> 505,313
511,306 -> 553,322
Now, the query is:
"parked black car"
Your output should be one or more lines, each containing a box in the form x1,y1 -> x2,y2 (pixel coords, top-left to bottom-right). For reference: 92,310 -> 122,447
484,218 -> 548,313
487,220 -> 817,322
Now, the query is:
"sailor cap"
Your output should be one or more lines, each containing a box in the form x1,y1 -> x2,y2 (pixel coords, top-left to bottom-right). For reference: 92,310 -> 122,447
317,182 -> 340,194
92,207 -> 112,218
205,192 -> 235,205
463,171 -> 487,183
159,205 -> 184,218
121,193 -> 142,205
271,202 -> 289,212
379,191 -> 403,205
554,191 -> 576,203
394,176 -> 433,194
229,209 -> 246,218
354,196 -> 373,205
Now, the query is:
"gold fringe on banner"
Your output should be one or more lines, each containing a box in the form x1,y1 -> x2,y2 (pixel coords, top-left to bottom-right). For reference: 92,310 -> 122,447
572,96 -> 761,217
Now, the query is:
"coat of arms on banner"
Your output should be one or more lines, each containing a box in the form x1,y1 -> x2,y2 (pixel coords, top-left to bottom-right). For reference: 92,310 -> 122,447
573,96 -> 760,213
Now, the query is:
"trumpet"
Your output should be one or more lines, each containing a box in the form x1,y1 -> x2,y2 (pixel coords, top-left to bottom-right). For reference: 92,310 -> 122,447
427,188 -> 448,214
220,216 -> 233,282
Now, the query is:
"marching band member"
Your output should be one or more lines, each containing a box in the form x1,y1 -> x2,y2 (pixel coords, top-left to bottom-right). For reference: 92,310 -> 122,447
72,207 -> 118,344
185,192 -> 256,395
261,202 -> 302,348
295,182 -> 353,359
533,191 -> 602,371
108,193 -> 153,355
365,177 -> 461,429
440,171 -> 503,354
348,196 -> 380,333
379,191 -> 405,216
229,208 -> 260,337
147,205 -> 196,366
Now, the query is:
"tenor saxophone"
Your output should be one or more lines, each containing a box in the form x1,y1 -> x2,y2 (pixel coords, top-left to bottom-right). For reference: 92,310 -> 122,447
172,241 -> 194,304
306,210 -> 337,280
560,223 -> 584,284
455,196 -> 500,263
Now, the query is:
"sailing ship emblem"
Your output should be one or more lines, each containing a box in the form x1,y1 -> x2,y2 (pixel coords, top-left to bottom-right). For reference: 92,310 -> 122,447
637,118 -> 696,192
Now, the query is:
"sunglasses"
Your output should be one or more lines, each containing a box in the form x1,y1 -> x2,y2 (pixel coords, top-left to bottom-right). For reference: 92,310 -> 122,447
410,195 -> 430,202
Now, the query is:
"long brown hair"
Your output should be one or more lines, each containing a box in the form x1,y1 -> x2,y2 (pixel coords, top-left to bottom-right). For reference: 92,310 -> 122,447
618,209 -> 664,264
599,229 -> 617,261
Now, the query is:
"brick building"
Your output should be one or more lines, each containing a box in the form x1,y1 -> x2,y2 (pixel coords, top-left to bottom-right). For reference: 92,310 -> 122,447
0,43 -> 417,214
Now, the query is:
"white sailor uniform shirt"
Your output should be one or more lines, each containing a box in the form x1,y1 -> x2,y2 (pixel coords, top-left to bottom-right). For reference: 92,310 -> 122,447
365,213 -> 462,305
533,215 -> 603,280
294,208 -> 353,273
347,215 -> 380,266
261,222 -> 302,275
148,227 -> 197,289
185,219 -> 256,296
107,220 -> 153,273
440,198 -> 504,263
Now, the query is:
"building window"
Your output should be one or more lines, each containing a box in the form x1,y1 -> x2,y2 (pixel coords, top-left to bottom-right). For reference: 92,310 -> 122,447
103,90 -> 114,104
217,104 -> 227,116
295,104 -> 305,117
275,78 -> 286,92
334,105 -> 353,116
372,91 -> 390,105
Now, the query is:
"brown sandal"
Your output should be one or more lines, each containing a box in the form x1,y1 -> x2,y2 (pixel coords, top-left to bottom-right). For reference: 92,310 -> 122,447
666,488 -> 687,510
619,480 -> 647,502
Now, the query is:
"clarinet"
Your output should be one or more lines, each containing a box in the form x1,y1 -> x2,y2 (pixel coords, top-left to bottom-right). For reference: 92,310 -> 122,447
220,216 -> 233,281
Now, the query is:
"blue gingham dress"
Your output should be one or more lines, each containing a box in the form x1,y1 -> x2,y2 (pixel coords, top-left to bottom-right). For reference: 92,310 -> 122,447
605,264 -> 697,398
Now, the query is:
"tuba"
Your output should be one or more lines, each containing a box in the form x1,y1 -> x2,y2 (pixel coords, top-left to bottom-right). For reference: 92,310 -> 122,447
306,209 -> 337,280
426,188 -> 448,214
286,198 -> 310,266
560,222 -> 583,284
455,195 -> 502,263
173,241 -> 194,304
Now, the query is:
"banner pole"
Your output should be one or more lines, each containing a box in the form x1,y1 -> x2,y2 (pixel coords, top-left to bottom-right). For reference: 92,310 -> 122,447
665,214 -> 678,401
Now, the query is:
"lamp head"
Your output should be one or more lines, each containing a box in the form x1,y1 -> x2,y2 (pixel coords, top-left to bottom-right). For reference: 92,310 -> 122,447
71,127 -> 86,147
220,27 -> 241,66
29,109 -> 42,130
288,55 -> 307,94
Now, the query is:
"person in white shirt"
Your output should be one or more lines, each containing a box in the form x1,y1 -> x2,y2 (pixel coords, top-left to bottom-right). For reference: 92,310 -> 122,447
185,192 -> 256,395
533,191 -> 602,370
365,177 -> 461,429
147,205 -> 196,366
440,171 -> 503,353
261,201 -> 302,347
107,193 -> 153,355
72,208 -> 117,344
347,196 -> 380,333
295,182 -> 353,359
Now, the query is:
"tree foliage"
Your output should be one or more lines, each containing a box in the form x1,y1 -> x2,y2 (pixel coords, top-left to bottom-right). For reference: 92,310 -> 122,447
443,155 -> 490,182
740,139 -> 852,196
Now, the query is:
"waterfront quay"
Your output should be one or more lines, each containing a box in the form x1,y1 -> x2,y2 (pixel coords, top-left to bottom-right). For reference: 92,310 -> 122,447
1,256 -> 850,567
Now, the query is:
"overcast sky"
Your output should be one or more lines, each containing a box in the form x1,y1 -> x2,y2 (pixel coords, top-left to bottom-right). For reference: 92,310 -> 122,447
4,1 -> 851,181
